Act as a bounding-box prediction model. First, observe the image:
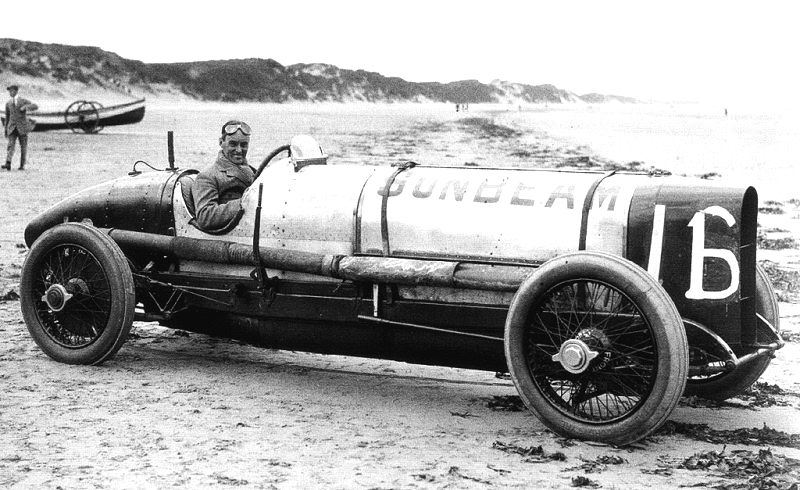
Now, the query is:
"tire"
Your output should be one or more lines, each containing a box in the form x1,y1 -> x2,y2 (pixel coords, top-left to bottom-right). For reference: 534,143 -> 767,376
20,223 -> 135,365
684,264 -> 780,400
504,252 -> 688,445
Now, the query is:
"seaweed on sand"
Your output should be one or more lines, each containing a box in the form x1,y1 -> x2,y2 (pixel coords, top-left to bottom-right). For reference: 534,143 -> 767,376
759,260 -> 800,302
760,202 -> 785,214
656,421 -> 800,449
678,447 -> 800,489
486,395 -> 526,412
757,235 -> 798,250
736,382 -> 798,408
492,441 -> 567,463
564,455 -> 627,474
457,117 -> 523,139
570,475 -> 600,487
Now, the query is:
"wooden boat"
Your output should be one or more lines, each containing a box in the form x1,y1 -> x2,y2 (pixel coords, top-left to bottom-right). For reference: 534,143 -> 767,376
3,98 -> 145,133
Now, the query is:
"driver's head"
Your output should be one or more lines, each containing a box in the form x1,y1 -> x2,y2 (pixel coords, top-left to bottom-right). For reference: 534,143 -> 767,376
219,120 -> 251,165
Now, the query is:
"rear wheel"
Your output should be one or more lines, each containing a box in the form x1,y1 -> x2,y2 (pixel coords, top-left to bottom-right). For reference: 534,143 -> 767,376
20,224 -> 135,365
505,252 -> 688,445
684,264 -> 780,400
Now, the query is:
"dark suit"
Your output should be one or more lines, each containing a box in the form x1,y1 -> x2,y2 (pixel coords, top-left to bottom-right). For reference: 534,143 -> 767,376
5,95 -> 38,168
192,151 -> 255,231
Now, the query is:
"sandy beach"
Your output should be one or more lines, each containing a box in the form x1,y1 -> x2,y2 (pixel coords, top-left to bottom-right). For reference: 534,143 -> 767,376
1,99 -> 798,489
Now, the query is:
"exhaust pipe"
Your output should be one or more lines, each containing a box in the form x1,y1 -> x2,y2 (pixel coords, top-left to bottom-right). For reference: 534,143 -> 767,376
102,228 -> 532,292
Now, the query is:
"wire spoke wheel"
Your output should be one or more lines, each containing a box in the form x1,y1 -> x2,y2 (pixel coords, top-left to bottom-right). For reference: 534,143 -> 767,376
505,252 -> 688,445
526,279 -> 656,423
32,244 -> 112,348
684,264 -> 780,400
21,224 -> 135,365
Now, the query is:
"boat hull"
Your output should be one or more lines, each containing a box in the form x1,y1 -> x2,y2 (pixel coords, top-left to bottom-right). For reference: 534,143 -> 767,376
2,99 -> 145,132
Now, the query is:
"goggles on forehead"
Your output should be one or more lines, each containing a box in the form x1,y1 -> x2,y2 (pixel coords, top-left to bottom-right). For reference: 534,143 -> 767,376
222,121 -> 251,136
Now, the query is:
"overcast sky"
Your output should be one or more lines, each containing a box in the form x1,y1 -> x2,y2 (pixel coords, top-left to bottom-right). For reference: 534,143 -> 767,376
5,0 -> 798,106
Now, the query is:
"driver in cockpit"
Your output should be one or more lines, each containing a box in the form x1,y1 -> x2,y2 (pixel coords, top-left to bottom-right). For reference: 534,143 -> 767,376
192,120 -> 255,231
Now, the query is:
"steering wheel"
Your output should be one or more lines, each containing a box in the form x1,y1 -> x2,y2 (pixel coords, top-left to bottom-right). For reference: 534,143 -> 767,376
255,144 -> 291,179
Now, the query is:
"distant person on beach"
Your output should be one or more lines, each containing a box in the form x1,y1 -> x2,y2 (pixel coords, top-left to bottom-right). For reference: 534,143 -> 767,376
191,120 -> 255,231
4,84 -> 38,171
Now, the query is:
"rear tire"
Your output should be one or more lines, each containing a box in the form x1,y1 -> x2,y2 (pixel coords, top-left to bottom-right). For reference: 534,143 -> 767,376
20,223 -> 135,365
505,252 -> 688,445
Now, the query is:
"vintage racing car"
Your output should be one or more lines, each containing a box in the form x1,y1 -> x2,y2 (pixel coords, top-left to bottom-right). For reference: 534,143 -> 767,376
20,135 -> 783,445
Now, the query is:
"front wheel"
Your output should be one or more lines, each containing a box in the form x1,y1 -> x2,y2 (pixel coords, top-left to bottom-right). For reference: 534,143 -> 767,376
684,264 -> 780,400
505,252 -> 688,445
20,223 -> 135,365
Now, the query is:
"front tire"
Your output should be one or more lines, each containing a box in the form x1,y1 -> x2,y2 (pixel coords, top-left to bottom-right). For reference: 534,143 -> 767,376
20,224 -> 135,365
684,264 -> 780,400
505,252 -> 688,445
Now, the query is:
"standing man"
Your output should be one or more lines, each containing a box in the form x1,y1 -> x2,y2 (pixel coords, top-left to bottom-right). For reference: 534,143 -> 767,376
191,120 -> 255,231
4,84 -> 38,170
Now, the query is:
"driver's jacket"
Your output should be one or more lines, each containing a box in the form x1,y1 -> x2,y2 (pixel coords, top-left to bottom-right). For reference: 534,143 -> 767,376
192,151 -> 255,231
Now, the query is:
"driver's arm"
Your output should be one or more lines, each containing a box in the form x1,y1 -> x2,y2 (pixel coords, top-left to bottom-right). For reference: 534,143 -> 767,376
20,100 -> 38,112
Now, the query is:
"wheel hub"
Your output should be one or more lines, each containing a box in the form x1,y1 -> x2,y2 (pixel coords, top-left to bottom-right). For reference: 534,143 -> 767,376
66,278 -> 89,295
552,339 -> 599,374
42,284 -> 73,312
